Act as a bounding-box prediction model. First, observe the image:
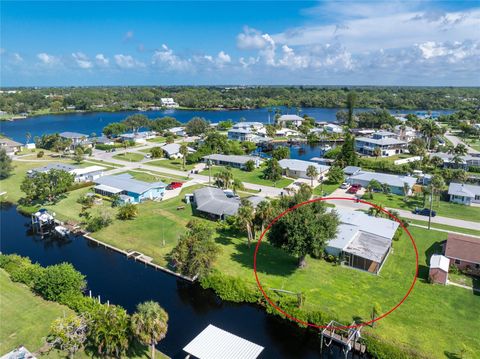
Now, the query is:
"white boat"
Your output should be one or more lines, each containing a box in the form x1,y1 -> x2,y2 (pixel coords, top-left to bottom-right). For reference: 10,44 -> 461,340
54,225 -> 70,237
320,144 -> 332,151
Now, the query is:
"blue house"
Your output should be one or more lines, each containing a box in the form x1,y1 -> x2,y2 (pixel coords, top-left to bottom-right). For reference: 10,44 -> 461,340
94,174 -> 166,204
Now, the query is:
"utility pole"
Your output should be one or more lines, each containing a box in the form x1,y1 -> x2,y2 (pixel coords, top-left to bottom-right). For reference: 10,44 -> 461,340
428,187 -> 433,230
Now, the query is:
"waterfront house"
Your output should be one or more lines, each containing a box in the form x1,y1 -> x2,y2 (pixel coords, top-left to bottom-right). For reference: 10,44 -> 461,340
448,182 -> 480,206
278,159 -> 329,180
276,114 -> 304,127
0,137 -> 23,155
160,143 -> 196,159
193,187 -> 241,219
183,324 -> 264,359
355,131 -> 407,157
168,127 -> 186,137
120,131 -> 156,144
325,123 -> 343,134
325,208 -> 398,274
232,122 -> 264,131
203,154 -> 263,169
343,166 -> 362,176
429,254 -> 449,285
160,98 -> 179,108
95,136 -> 115,146
310,157 -> 335,166
94,173 -> 166,203
274,128 -> 300,137
430,152 -> 480,170
444,233 -> 480,276
346,171 -> 417,195
59,132 -> 90,149
394,125 -> 418,142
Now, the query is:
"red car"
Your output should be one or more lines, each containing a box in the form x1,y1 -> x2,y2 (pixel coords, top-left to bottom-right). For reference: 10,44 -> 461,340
347,186 -> 359,194
167,182 -> 183,190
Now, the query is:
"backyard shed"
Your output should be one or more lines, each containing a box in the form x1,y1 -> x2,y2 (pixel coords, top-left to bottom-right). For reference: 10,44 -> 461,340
183,324 -> 264,359
429,254 -> 449,285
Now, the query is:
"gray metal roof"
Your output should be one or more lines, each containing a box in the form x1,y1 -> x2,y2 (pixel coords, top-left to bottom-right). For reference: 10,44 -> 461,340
343,166 -> 362,175
160,143 -> 195,156
59,131 -> 88,139
183,324 -> 264,359
278,114 -> 304,122
355,136 -> 406,146
348,171 -> 417,188
0,137 -> 23,147
31,162 -> 77,173
203,154 -> 262,165
448,182 -> 480,197
95,174 -> 166,195
343,231 -> 392,263
194,187 -> 240,216
278,159 -> 329,173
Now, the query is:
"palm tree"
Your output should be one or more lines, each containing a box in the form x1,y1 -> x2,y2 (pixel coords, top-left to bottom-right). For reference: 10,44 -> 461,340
454,144 -> 468,156
25,132 -> 31,145
402,183 -> 411,202
207,159 -> 213,185
232,178 -> 244,193
421,121 -> 439,151
346,92 -> 357,128
236,200 -> 255,246
131,301 -> 169,359
179,144 -> 188,170
214,169 -> 233,189
306,165 -> 319,188
373,147 -> 382,160
255,200 -> 273,234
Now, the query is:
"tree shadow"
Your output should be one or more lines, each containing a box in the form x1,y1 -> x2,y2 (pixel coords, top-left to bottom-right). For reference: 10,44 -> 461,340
444,351 -> 461,359
471,276 -> 480,297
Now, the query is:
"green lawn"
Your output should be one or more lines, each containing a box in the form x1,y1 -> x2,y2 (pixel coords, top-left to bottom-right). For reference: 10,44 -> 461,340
363,192 -> 480,222
147,159 -> 195,171
121,170 -> 188,183
200,165 -> 293,188
0,269 -> 74,355
84,158 -> 124,169
146,137 -> 167,143
313,182 -> 340,196
112,152 -> 145,162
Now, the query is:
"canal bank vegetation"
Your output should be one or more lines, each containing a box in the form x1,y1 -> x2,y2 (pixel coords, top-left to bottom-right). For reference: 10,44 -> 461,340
0,255 -> 170,359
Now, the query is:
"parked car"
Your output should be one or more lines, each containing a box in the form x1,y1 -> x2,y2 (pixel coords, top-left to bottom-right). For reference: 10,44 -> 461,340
347,186 -> 359,194
351,184 -> 362,189
145,153 -> 152,159
413,208 -> 437,217
167,182 -> 183,190
340,182 -> 349,189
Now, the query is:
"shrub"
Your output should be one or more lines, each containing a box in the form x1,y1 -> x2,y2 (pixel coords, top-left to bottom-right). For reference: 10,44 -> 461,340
33,262 -> 86,301
117,203 -> 138,220
37,150 -> 45,158
200,270 -> 261,303
0,254 -> 43,287
364,334 -> 425,359
86,214 -> 112,232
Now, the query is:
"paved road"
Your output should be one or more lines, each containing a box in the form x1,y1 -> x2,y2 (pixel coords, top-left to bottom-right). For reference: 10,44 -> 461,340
444,133 -> 479,154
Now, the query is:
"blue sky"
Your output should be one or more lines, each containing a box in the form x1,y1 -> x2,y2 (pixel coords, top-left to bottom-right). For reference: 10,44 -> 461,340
1,1 -> 479,86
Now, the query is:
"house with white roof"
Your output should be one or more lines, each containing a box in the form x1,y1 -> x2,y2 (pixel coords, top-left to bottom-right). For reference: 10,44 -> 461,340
325,123 -> 343,134
355,131 -> 407,157
120,131 -> 156,144
394,125 -> 418,142
227,128 -> 266,143
28,163 -> 106,182
94,173 -> 166,204
167,127 -> 186,137
160,98 -> 179,108
276,114 -> 304,127
278,159 -> 329,179
325,208 -> 399,274
0,137 -> 23,155
430,153 -> 480,170
203,154 -> 263,169
346,171 -> 417,195
59,132 -> 90,149
448,182 -> 480,206
232,122 -> 264,131
160,143 -> 196,159
429,254 -> 449,285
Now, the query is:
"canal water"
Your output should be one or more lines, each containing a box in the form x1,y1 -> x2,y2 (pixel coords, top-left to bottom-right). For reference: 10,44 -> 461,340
0,107 -> 453,143
0,205 -> 353,359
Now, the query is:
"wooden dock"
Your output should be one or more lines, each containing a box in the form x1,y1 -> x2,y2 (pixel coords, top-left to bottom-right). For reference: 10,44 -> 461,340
320,321 -> 366,358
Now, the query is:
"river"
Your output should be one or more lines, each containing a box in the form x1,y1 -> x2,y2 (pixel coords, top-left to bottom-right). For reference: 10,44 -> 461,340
0,205 -> 354,359
0,107 -> 454,143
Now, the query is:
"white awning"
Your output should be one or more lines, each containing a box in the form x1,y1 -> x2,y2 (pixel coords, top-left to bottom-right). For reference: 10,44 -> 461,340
183,324 -> 264,359
94,184 -> 122,194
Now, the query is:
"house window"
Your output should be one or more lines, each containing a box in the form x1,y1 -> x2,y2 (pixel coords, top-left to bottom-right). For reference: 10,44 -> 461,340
455,259 -> 461,265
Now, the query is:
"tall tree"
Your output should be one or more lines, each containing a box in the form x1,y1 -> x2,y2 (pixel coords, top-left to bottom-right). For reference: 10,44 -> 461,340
179,144 -> 188,170
185,117 -> 209,135
236,199 -> 256,246
0,148 -> 14,179
346,91 -> 357,128
263,158 -> 282,186
306,165 -> 319,187
255,200 -> 274,234
131,301 -> 169,359
47,314 -> 87,359
123,114 -> 149,133
73,147 -> 84,164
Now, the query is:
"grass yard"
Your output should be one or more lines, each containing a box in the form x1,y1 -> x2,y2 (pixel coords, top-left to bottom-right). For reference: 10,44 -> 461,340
200,165 -> 293,188
146,137 -> 167,143
363,192 -> 480,222
147,159 -> 195,171
84,158 -> 123,169
313,182 -> 340,196
0,270 -> 74,355
121,170 -> 188,183
466,138 -> 480,151
112,152 -> 145,162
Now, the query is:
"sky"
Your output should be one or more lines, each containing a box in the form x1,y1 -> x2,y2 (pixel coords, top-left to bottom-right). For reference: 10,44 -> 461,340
1,1 -> 479,86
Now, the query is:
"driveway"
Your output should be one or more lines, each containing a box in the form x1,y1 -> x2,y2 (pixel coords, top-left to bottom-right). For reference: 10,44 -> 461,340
444,133 -> 479,154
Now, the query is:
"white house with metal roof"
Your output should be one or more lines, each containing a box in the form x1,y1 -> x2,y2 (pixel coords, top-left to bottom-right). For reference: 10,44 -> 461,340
167,126 -> 186,136
59,131 -> 90,148
325,208 -> 399,274
160,143 -> 195,159
193,187 -> 241,219
346,171 -> 417,195
94,173 -> 166,203
160,98 -> 179,108
203,154 -> 263,169
448,182 -> 480,206
0,137 -> 23,155
232,122 -> 264,131
183,324 -> 264,359
28,163 -> 106,182
278,159 -> 329,179
276,114 -> 304,127
227,128 -> 266,143
355,131 -> 407,157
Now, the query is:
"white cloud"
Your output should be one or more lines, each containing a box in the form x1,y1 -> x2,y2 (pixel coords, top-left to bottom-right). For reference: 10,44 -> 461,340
217,51 -> 231,65
72,52 -> 93,69
152,44 -> 192,71
114,54 -> 144,68
237,26 -> 269,49
11,53 -> 24,63
37,52 -> 60,66
95,54 -> 109,67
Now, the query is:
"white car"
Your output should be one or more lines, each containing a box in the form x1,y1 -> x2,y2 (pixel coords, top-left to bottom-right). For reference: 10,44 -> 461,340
340,182 -> 349,189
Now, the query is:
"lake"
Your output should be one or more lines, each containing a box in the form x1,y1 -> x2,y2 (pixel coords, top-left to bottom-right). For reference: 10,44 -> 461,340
0,107 -> 453,143
0,205 -> 352,358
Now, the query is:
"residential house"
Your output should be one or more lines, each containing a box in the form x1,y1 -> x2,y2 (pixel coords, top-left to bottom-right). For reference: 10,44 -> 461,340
325,208 -> 399,274
394,125 -> 418,142
309,157 -> 335,166
444,233 -> 480,276
448,182 -> 480,206
120,131 -> 156,144
227,128 -> 267,143
28,163 -> 106,182
168,127 -> 186,137
274,128 -> 300,137
278,159 -> 329,179
276,114 -> 304,127
59,132 -> 90,149
430,153 -> 480,169
429,254 -> 449,285
325,123 -> 343,134
160,98 -> 179,108
27,163 -> 77,177
203,154 -> 263,169
343,166 -> 362,176
94,173 -> 166,204
346,171 -> 417,195
160,143 -> 196,159
355,131 -> 407,157
232,122 -> 264,131
0,137 -> 23,155
95,136 -> 115,146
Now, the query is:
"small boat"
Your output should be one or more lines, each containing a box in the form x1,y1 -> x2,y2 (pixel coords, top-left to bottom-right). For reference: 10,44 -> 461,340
320,144 -> 332,151
54,225 -> 70,237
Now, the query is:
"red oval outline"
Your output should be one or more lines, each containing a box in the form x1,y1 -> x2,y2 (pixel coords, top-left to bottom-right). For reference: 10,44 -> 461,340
253,196 -> 419,330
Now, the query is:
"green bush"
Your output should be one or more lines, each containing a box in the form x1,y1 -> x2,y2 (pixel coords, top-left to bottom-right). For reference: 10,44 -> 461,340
0,254 -> 43,287
32,262 -> 86,301
364,334 -> 426,359
200,270 -> 261,303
